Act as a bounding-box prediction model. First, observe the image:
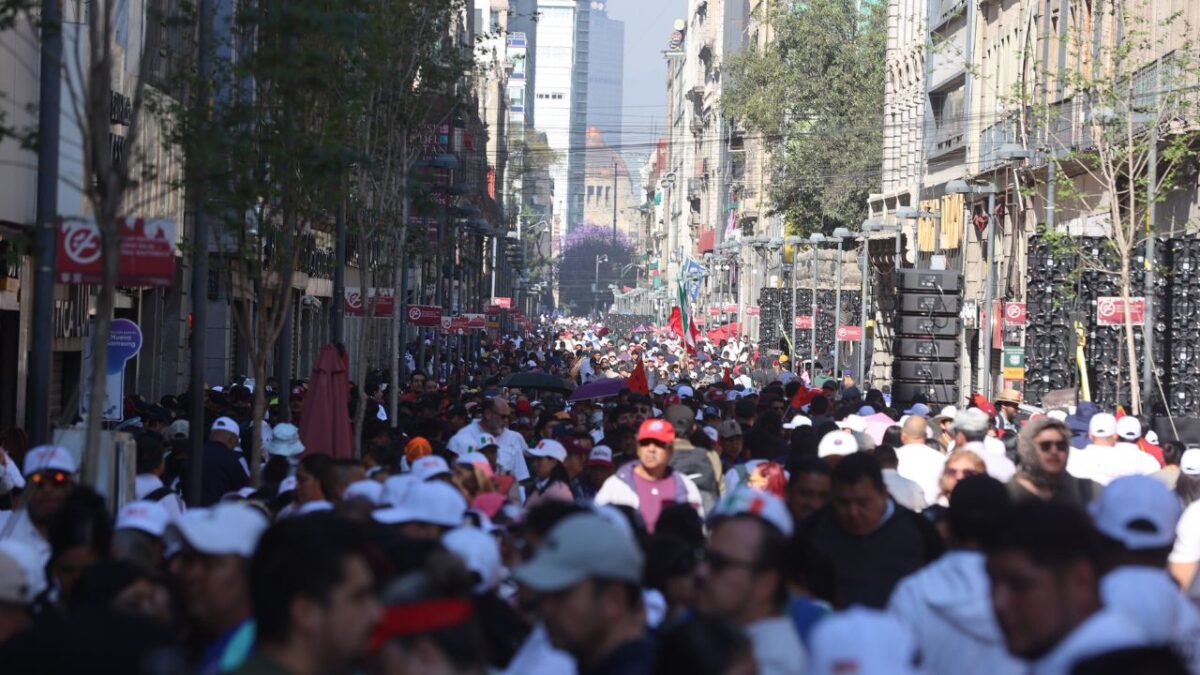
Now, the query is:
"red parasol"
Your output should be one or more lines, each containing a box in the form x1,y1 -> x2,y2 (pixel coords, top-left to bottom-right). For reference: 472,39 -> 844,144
299,344 -> 354,459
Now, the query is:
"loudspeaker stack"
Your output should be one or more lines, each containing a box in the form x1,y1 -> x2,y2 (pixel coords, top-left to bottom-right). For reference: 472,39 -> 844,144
891,269 -> 962,406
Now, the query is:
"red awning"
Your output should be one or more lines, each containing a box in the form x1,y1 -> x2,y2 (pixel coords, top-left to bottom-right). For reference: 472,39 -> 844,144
706,321 -> 741,342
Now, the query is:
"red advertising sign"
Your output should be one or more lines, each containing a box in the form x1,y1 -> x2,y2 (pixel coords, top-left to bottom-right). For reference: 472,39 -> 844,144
463,313 -> 486,329
492,297 -> 513,309
793,315 -> 814,330
837,325 -> 864,341
723,303 -> 738,314
484,303 -> 508,314
344,288 -> 394,317
1003,302 -> 1027,327
708,306 -> 721,316
694,315 -> 706,326
1097,297 -> 1146,325
405,304 -> 444,326
57,217 -> 176,286
746,306 -> 761,316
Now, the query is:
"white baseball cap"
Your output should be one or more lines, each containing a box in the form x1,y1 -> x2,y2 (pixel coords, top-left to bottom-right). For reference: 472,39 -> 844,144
818,432 -> 858,458
448,432 -> 499,457
382,474 -> 419,506
1089,474 -> 1181,550
168,502 -> 268,558
837,415 -> 867,434
1047,409 -> 1069,422
528,439 -> 567,463
711,487 -> 795,537
587,446 -> 615,467
783,414 -> 812,430
343,479 -> 384,505
167,419 -> 190,440
1089,412 -> 1117,438
211,416 -> 240,435
116,500 -> 171,538
372,480 -> 467,528
1115,416 -> 1142,441
22,445 -> 76,476
442,526 -> 503,593
1181,449 -> 1200,476
410,455 -> 452,481
0,541 -> 45,604
809,607 -> 919,675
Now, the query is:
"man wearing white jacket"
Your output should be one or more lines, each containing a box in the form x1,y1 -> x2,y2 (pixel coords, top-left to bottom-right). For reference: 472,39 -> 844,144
1090,475 -> 1200,674
888,475 -> 1024,675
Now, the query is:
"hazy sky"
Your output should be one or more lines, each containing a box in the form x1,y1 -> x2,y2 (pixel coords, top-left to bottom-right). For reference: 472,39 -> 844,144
604,0 -> 688,162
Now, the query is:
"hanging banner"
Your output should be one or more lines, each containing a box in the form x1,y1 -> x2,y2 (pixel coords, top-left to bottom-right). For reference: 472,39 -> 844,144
492,297 -> 513,309
793,315 -> 814,330
405,304 -> 444,326
836,325 -> 863,341
344,288 -> 395,317
708,306 -> 721,316
723,303 -> 738,314
1096,297 -> 1145,326
57,217 -> 176,287
80,319 -> 143,421
746,306 -> 761,316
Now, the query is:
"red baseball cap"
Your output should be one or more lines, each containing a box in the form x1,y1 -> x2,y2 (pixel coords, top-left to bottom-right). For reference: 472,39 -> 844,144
637,418 -> 676,445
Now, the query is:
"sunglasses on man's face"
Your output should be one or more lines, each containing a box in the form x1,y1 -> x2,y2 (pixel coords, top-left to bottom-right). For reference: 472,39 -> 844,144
31,470 -> 71,487
1037,439 -> 1069,453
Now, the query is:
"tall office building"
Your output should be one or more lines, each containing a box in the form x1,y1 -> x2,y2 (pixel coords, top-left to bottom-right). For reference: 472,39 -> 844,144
587,3 -> 624,163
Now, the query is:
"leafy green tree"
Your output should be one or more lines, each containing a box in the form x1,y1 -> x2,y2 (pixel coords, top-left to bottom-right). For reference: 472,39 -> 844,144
724,0 -> 886,235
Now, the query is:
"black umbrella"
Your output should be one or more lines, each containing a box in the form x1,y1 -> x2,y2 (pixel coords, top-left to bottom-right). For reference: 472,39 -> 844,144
500,372 -> 573,394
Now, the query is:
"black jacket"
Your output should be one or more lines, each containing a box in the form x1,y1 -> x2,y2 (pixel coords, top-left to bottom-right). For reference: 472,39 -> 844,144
199,441 -> 249,506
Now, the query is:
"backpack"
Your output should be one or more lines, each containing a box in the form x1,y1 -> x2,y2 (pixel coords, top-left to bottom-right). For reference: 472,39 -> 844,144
145,486 -> 176,502
669,446 -> 719,513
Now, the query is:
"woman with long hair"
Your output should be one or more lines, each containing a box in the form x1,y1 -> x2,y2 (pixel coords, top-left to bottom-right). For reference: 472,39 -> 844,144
524,440 -> 573,507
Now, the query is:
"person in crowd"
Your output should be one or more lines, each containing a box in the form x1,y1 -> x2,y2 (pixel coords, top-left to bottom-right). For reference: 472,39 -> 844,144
595,418 -> 703,532
888,475 -> 1022,675
0,545 -> 32,645
1152,441 -> 1186,489
808,607 -> 921,675
952,409 -> 1016,482
930,406 -> 958,451
0,445 -> 77,566
1009,417 -> 1101,506
525,439 -> 574,507
514,511 -> 655,675
785,458 -> 832,524
873,445 -> 926,512
696,489 -> 807,675
984,501 -> 1147,674
134,431 -> 186,519
1067,413 -> 1159,486
665,404 -> 722,512
716,419 -> 745,471
168,502 -> 269,675
373,479 -> 467,540
202,417 -> 251,506
1088,475 -> 1200,672
894,416 -> 945,506
450,397 -> 530,483
651,615 -> 755,675
572,446 -> 615,502
291,454 -> 334,514
233,513 -> 381,675
111,499 -> 170,571
936,449 -> 987,507
799,453 -> 944,608
45,487 -> 112,609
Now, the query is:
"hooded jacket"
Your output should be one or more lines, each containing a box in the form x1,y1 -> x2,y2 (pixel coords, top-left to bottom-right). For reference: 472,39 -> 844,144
888,550 -> 1024,675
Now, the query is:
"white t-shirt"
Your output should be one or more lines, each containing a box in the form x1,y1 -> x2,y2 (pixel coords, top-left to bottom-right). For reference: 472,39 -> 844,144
1030,609 -> 1145,675
1171,500 -> 1200,565
1101,566 -> 1200,672
895,443 -> 947,506
1068,443 -> 1160,486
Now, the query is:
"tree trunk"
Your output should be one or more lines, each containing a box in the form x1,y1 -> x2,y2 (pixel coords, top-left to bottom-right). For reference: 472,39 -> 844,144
352,238 -> 371,459
250,354 -> 267,486
81,224 -> 120,490
391,147 -> 411,423
1120,255 -> 1142,414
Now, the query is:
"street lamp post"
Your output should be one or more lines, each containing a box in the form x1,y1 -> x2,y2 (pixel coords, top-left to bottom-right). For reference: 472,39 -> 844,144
831,227 -> 855,386
946,179 -> 1000,398
860,220 -> 885,386
808,233 -> 826,378
785,236 -> 802,365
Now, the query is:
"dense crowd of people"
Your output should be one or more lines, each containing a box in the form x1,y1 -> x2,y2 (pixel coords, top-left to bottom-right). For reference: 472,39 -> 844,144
0,318 -> 1199,674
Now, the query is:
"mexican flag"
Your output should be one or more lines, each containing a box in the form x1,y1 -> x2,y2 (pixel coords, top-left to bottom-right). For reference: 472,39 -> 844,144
670,279 -> 700,353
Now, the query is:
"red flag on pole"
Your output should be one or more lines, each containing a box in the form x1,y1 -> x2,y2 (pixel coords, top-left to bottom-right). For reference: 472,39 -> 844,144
628,358 -> 650,395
